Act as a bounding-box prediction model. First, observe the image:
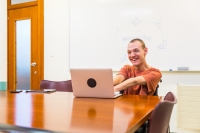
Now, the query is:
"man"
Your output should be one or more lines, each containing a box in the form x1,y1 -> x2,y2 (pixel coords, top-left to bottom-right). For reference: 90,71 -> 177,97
113,38 -> 162,95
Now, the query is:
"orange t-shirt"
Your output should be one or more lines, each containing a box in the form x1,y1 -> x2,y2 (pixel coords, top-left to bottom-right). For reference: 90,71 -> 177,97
118,65 -> 162,95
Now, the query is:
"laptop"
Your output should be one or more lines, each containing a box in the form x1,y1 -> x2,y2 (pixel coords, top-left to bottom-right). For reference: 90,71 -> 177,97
70,68 -> 122,98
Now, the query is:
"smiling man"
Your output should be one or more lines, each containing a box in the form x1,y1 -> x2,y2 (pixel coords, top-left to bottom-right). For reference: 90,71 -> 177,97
113,38 -> 162,95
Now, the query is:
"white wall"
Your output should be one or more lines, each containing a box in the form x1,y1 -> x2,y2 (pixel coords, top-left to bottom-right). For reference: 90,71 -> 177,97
0,1 -> 7,82
44,0 -> 70,81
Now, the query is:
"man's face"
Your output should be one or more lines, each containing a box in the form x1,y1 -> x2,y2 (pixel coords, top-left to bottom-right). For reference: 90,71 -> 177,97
127,41 -> 148,67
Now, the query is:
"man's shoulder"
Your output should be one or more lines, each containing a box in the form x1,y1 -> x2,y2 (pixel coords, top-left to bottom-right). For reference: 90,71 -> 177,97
149,67 -> 161,72
148,67 -> 162,76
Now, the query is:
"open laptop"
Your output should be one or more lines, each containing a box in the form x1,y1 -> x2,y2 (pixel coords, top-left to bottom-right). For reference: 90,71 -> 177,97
70,68 -> 122,98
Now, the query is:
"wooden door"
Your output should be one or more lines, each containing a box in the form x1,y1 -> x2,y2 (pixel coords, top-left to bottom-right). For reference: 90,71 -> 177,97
8,1 -> 44,90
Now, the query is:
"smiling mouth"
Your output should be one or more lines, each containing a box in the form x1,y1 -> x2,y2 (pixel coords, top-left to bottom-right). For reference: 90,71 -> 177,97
131,58 -> 138,62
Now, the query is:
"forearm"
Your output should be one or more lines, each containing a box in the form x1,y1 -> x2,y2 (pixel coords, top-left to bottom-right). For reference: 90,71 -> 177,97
114,78 -> 137,92
113,75 -> 125,86
114,76 -> 146,92
113,78 -> 121,86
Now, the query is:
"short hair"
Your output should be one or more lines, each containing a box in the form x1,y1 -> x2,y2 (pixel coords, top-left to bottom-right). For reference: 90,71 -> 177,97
129,38 -> 146,49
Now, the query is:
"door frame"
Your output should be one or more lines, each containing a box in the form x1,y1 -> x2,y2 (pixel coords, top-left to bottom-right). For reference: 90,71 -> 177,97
7,0 -> 44,91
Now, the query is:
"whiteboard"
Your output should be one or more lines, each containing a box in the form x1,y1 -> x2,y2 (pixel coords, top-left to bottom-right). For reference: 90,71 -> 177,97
69,0 -> 200,71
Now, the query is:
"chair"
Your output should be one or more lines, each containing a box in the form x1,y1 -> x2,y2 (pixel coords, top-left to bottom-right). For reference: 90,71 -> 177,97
40,80 -> 57,89
57,80 -> 73,92
147,92 -> 177,133
135,92 -> 177,133
153,79 -> 162,96
40,80 -> 73,92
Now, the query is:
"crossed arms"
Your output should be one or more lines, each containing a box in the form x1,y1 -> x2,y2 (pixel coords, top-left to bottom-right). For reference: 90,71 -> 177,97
113,74 -> 147,92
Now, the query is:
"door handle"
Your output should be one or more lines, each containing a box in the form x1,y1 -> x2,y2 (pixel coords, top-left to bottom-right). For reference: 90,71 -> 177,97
31,62 -> 37,66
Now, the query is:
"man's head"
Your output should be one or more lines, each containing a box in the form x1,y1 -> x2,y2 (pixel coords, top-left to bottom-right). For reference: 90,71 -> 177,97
127,38 -> 148,67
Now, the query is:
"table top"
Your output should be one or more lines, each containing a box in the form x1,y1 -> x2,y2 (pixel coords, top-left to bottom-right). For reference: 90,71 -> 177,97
0,91 -> 161,133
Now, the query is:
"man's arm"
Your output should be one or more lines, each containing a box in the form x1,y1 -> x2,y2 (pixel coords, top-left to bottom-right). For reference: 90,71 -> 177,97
114,76 -> 146,92
113,75 -> 125,86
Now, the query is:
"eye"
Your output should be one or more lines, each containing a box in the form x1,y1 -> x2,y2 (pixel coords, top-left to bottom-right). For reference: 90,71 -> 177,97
134,49 -> 139,53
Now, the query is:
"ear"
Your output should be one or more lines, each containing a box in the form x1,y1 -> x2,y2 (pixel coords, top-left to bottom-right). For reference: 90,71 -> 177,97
144,47 -> 148,55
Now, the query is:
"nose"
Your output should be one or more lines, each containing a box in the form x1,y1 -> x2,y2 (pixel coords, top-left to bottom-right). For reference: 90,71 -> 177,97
129,51 -> 135,57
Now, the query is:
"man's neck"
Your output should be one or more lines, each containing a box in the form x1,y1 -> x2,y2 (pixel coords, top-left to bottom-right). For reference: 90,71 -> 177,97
134,63 -> 151,71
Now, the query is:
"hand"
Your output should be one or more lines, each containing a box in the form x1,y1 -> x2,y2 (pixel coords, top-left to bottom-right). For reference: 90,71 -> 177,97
114,86 -> 118,92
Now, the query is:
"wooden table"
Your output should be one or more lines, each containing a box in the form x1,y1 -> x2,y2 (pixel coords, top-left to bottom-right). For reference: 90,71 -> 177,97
0,91 -> 161,133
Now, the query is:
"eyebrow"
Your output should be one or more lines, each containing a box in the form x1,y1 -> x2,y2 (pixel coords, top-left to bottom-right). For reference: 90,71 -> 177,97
127,48 -> 139,51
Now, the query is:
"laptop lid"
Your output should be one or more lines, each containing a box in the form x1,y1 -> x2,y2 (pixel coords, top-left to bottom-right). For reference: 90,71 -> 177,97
70,68 -> 121,98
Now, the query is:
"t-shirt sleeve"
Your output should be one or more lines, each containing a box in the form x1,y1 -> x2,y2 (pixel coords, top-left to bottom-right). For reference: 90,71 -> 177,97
142,69 -> 162,95
117,65 -> 130,80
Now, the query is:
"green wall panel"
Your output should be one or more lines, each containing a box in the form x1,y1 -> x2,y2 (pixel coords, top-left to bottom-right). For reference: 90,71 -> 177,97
0,82 -> 7,90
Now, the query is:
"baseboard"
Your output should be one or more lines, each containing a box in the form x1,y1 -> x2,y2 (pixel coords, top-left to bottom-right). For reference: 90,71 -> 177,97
0,81 -> 7,90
